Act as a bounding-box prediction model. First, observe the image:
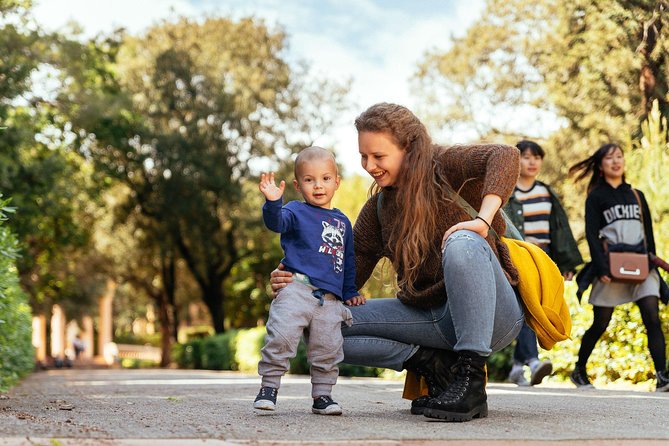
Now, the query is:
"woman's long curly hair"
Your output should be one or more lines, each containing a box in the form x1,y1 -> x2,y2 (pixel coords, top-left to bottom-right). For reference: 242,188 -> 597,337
354,103 -> 451,294
568,143 -> 625,193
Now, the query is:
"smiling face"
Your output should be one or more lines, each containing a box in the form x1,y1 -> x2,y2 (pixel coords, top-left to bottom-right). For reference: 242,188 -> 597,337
293,157 -> 340,209
358,131 -> 406,188
600,146 -> 625,182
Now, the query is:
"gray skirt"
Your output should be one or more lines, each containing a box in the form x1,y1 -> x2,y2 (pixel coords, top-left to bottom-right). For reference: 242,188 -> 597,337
588,269 -> 660,307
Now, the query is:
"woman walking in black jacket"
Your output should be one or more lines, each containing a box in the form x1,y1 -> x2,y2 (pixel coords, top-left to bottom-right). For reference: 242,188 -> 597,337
569,143 -> 668,391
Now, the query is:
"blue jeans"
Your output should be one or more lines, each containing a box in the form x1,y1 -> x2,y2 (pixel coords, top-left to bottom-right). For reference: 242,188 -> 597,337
342,230 -> 524,370
513,322 -> 539,364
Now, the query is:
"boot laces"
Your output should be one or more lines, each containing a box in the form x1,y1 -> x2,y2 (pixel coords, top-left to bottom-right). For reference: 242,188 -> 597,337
438,357 -> 472,403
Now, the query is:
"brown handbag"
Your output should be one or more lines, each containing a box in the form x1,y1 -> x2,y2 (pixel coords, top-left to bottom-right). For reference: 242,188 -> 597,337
606,189 -> 650,284
608,251 -> 649,283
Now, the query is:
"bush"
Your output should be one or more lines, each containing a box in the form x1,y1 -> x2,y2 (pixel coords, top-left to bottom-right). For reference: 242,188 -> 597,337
121,358 -> 159,369
177,325 -> 214,344
0,196 -> 34,392
487,344 -> 515,382
114,332 -> 162,347
173,326 -> 384,377
234,327 -> 264,372
488,280 -> 669,386
544,281 -> 669,387
202,330 -> 238,370
176,283 -> 669,386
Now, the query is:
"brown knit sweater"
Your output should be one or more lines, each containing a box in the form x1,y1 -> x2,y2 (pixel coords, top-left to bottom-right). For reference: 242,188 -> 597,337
353,143 -> 520,309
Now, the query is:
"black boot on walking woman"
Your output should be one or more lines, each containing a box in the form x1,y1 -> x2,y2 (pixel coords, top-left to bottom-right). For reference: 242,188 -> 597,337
422,351 -> 488,422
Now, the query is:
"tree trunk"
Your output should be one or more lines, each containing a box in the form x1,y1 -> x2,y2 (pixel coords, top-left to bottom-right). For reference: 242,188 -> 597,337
203,285 -> 225,334
637,3 -> 666,117
161,250 -> 179,343
158,292 -> 172,367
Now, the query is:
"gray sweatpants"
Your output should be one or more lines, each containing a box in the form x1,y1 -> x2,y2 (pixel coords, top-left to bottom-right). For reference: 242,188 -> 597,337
258,281 -> 353,397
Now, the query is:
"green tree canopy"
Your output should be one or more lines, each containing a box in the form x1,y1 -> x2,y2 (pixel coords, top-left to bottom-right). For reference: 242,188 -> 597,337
0,0 -> 102,316
56,16 -> 348,332
415,0 -> 668,155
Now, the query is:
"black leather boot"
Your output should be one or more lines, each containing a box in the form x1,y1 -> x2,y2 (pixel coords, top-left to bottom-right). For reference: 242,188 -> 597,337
402,347 -> 457,415
422,350 -> 488,422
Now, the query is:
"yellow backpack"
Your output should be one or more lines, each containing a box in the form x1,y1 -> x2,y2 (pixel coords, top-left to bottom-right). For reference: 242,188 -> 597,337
501,237 -> 571,349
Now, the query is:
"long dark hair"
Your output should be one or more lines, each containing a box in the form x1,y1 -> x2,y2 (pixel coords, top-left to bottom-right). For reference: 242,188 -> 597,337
568,143 -> 625,193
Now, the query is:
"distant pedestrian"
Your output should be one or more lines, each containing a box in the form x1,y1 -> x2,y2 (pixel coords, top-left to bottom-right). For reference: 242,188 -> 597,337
254,146 -> 365,415
503,140 -> 582,386
73,335 -> 86,360
569,143 -> 669,391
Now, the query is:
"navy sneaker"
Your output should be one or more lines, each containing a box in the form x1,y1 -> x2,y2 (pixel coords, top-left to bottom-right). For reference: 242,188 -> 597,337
570,366 -> 594,389
253,386 -> 278,410
656,370 -> 669,392
312,395 -> 342,415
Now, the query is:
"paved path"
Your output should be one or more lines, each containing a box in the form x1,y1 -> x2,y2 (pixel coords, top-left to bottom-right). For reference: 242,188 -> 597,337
1,369 -> 668,445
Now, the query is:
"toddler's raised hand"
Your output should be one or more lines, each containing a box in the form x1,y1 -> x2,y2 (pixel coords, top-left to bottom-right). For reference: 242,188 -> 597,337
259,172 -> 286,201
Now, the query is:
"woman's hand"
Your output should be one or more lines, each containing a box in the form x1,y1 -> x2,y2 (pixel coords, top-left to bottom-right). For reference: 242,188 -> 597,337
599,275 -> 612,284
563,271 -> 575,281
441,193 -> 501,248
345,295 -> 366,306
442,218 -> 489,248
269,263 -> 293,297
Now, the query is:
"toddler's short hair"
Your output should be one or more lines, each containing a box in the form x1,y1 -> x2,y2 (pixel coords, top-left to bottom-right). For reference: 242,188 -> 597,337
294,146 -> 337,178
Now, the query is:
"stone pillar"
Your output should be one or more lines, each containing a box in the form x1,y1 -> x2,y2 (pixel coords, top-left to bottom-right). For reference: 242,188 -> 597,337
132,318 -> 147,335
188,302 -> 199,323
146,303 -> 156,335
82,316 -> 94,359
50,304 -> 66,359
32,314 -> 47,362
65,320 -> 80,359
97,278 -> 117,364
177,320 -> 188,344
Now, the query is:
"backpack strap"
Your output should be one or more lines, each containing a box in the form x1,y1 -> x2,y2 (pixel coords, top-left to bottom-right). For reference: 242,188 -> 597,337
375,188 -> 521,240
630,188 -> 648,252
445,189 -> 522,241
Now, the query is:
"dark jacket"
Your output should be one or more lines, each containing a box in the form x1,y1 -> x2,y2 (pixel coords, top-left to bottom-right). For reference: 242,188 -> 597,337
574,182 -> 669,304
504,181 -> 583,274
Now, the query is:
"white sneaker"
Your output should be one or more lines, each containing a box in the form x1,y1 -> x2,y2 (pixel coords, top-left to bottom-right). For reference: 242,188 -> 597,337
529,360 -> 553,386
508,366 -> 530,386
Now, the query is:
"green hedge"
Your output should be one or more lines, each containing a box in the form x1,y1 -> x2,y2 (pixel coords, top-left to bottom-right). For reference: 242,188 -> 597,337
175,281 -> 669,386
487,280 -> 669,386
541,281 -> 669,387
0,196 -> 34,392
173,326 -> 385,377
114,332 -> 163,347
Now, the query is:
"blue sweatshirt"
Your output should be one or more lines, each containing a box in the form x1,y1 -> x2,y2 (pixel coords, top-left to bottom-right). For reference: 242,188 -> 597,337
263,199 -> 358,301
